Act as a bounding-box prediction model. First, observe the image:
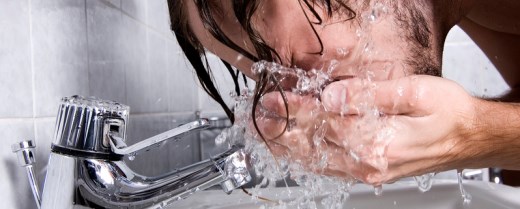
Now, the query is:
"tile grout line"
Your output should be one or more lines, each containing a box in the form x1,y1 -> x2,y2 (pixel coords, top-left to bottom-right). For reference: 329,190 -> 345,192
0,117 -> 56,122
110,0 -> 174,41
84,0 -> 91,97
122,0 -> 128,107
28,0 -> 38,141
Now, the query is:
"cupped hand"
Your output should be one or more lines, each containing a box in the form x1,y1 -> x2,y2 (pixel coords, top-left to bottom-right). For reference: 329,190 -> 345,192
255,75 -> 481,185
321,75 -> 480,184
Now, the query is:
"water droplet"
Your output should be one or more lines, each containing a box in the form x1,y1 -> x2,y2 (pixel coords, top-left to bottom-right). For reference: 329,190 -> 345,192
396,86 -> 405,97
374,185 -> 383,196
365,2 -> 387,23
128,153 -> 136,161
457,170 -> 472,205
349,150 -> 360,163
336,48 -> 349,57
414,173 -> 435,192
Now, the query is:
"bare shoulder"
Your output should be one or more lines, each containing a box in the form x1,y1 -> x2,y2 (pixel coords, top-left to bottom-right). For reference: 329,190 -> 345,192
455,0 -> 520,90
465,0 -> 520,35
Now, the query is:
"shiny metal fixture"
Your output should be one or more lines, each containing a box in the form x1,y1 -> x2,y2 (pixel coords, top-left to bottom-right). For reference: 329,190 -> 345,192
13,96 -> 251,209
12,140 -> 41,209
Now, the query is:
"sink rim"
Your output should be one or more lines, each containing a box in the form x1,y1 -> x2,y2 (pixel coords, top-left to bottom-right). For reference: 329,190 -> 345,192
164,180 -> 520,209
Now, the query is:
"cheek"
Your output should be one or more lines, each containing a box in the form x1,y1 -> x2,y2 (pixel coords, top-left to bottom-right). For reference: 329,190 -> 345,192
288,21 -> 362,71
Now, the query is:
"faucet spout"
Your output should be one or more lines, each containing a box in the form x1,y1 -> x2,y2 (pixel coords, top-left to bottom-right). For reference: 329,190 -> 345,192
72,145 -> 250,208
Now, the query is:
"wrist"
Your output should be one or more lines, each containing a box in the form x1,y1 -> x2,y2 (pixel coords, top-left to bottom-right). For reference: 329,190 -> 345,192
466,99 -> 520,169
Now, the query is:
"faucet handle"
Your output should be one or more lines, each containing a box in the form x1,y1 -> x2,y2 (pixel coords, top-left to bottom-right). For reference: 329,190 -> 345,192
108,118 -> 211,156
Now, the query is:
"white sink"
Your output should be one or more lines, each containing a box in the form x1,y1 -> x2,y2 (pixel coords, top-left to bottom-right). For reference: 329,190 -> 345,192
166,180 -> 520,209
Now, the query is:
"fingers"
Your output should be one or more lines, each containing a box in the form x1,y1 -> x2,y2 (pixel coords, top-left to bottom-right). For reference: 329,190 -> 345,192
322,75 -> 431,116
321,78 -> 364,115
258,125 -> 398,184
266,137 -> 358,180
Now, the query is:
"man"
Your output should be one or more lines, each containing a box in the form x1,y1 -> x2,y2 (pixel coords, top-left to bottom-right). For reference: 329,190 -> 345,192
168,0 -> 520,185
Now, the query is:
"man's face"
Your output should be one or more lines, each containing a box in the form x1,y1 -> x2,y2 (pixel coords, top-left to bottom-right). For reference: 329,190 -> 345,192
187,0 -> 442,81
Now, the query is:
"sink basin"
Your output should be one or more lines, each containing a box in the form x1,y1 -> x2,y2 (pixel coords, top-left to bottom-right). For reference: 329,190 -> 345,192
165,180 -> 520,209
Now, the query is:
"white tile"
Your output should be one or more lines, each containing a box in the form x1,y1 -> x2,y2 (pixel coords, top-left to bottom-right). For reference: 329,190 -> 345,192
442,43 -> 510,98
31,0 -> 89,117
86,0 -> 126,103
99,0 -> 121,8
0,0 -> 33,118
0,119 -> 37,209
445,26 -> 474,44
146,0 -> 171,36
145,31 -> 169,112
88,63 -> 127,103
198,53 -> 237,112
86,0 -> 123,63
125,29 -> 170,114
121,0 -> 147,23
121,15 -> 149,113
167,40 -> 198,112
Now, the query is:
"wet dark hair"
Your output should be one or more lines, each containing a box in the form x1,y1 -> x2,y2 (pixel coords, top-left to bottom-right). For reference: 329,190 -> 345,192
167,0 -> 356,141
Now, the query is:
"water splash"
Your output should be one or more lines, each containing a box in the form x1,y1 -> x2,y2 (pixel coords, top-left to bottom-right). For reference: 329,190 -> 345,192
128,153 -> 136,161
216,57 -> 396,208
414,173 -> 435,192
211,1 -> 434,207
457,170 -> 472,205
365,2 -> 388,23
374,185 -> 383,196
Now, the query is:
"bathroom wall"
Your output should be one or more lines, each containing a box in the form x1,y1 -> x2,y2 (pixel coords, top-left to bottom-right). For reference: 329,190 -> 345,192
0,1 -> 238,208
0,0 -> 509,208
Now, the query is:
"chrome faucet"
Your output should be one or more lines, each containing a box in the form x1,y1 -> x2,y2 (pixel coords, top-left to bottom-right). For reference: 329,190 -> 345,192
12,96 -> 251,209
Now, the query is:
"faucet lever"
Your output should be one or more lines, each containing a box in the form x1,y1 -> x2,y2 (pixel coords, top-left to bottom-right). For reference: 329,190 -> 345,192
108,118 -> 210,156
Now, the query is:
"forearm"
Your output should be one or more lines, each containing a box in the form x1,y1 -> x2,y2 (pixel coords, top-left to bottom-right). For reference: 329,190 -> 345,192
468,99 -> 520,170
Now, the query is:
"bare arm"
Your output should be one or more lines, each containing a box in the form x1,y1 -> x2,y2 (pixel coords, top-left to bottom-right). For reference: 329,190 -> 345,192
452,1 -> 520,170
471,100 -> 520,169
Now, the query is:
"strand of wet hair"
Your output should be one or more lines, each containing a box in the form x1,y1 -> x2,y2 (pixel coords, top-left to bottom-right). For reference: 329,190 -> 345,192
232,0 -> 282,63
195,0 -> 259,62
298,0 -> 325,55
222,60 -> 242,95
173,32 -> 235,122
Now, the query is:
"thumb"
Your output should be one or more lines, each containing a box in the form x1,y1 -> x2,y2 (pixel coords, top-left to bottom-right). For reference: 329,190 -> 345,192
322,75 -> 433,116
